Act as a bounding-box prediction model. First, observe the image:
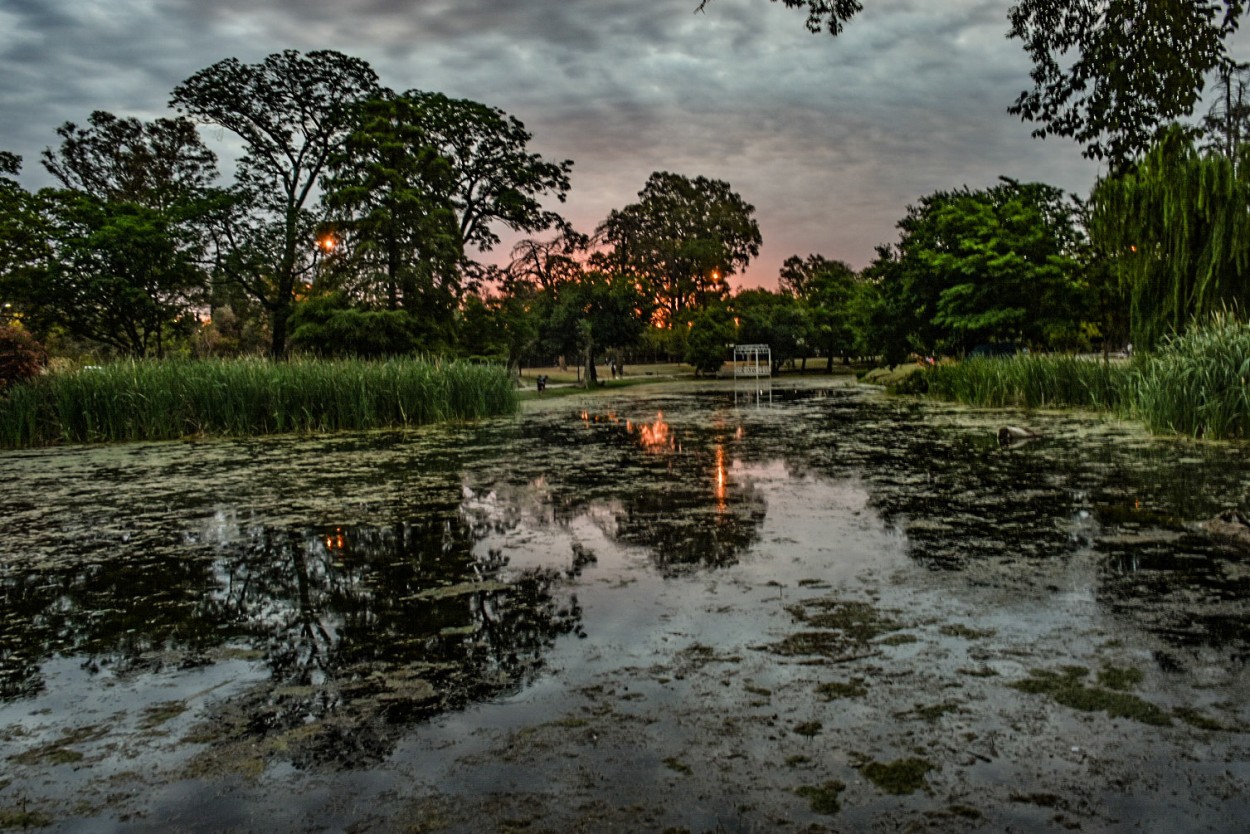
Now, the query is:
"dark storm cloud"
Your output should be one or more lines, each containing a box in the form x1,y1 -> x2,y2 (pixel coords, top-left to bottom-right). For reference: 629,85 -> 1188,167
0,0 -> 1102,284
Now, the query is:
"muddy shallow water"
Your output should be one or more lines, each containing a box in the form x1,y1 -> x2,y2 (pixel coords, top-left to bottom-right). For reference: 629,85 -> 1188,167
3,378 -> 1250,832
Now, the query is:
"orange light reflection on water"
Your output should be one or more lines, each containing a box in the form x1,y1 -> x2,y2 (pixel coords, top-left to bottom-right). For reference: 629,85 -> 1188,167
639,411 -> 672,451
714,444 -> 727,510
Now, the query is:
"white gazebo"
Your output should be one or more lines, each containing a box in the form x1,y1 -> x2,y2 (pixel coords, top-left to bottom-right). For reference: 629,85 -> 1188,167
732,344 -> 771,380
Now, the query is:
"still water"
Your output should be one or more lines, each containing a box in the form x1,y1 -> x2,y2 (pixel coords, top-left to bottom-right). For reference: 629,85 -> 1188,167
3,378 -> 1250,831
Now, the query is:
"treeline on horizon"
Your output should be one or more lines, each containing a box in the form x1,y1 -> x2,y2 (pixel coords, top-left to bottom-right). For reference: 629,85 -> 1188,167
1,43 -> 1249,391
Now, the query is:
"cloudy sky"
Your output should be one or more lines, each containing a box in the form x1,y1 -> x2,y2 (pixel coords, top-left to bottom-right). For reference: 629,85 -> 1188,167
0,0 -> 1107,289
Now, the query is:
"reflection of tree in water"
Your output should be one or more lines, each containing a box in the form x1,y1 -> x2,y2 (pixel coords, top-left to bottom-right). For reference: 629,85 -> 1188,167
0,504 -> 583,768
484,408 -> 767,574
0,547 -> 229,700
198,510 -> 583,769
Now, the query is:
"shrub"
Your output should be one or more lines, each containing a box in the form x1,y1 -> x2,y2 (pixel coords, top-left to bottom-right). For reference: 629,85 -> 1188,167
0,325 -> 48,391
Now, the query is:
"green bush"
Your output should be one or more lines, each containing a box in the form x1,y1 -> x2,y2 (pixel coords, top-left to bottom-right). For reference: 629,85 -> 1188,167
289,296 -> 421,358
0,325 -> 48,391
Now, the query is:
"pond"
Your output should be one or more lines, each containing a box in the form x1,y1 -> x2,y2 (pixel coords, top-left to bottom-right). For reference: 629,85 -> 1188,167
3,377 -> 1250,832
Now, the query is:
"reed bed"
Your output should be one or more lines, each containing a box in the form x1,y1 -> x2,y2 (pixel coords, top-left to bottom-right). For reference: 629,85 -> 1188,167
1131,316 -> 1250,440
924,354 -> 1133,412
922,317 -> 1250,441
0,357 -> 518,448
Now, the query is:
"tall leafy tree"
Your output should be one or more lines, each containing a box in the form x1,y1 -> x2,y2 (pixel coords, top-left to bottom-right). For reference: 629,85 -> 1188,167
401,91 -> 573,264
20,193 -> 207,356
862,179 -> 1085,358
171,49 -> 381,357
0,153 -> 46,325
1091,125 -> 1250,348
779,254 -> 859,370
320,94 -> 462,328
41,111 -> 218,209
545,271 -> 649,386
924,180 -> 1084,353
856,244 -> 919,366
597,171 -> 761,326
731,289 -> 811,375
684,302 -> 736,376
3,113 -> 219,356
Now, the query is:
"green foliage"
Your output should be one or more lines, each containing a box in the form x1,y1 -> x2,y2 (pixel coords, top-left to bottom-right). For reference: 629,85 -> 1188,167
862,179 -> 1085,359
684,304 -> 735,376
732,289 -> 811,374
288,294 -> 423,358
320,93 -> 463,317
40,110 -> 219,205
780,254 -> 860,369
597,171 -> 761,325
171,49 -> 382,357
1091,126 -> 1250,349
0,357 -> 516,447
544,271 -> 649,384
401,91 -> 574,255
0,324 -> 47,390
0,113 -> 220,358
923,316 -> 1250,441
15,191 -> 207,356
1008,1 -> 1244,168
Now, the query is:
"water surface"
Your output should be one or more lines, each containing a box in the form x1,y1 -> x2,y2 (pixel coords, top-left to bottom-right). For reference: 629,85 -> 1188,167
3,378 -> 1250,831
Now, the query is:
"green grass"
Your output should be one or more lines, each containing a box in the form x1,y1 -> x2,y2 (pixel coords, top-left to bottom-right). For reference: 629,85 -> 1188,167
0,356 -> 518,447
919,316 -> 1250,441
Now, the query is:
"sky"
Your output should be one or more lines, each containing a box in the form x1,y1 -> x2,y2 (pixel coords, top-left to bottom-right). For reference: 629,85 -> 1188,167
0,0 -> 1109,290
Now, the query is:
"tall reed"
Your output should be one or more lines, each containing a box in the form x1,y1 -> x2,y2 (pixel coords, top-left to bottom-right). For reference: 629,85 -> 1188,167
924,354 -> 1133,412
0,357 -> 518,448
1132,314 -> 1250,439
921,316 -> 1250,441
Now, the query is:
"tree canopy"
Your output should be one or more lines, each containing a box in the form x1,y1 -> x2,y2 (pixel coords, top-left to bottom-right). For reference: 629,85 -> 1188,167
861,179 -> 1085,358
0,113 -> 220,356
171,49 -> 381,357
597,171 -> 761,326
779,254 -> 859,370
400,91 -> 573,259
320,93 -> 462,321
1092,125 -> 1250,348
1009,0 -> 1246,168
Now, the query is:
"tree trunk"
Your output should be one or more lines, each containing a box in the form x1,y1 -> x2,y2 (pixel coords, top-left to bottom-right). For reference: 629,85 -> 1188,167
584,349 -> 597,387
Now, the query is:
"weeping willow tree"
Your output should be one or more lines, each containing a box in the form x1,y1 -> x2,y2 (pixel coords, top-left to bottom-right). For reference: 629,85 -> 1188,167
1091,125 -> 1250,348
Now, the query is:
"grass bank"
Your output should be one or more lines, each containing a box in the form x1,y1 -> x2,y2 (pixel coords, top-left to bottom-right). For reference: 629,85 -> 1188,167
0,357 -> 518,448
918,317 -> 1250,441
